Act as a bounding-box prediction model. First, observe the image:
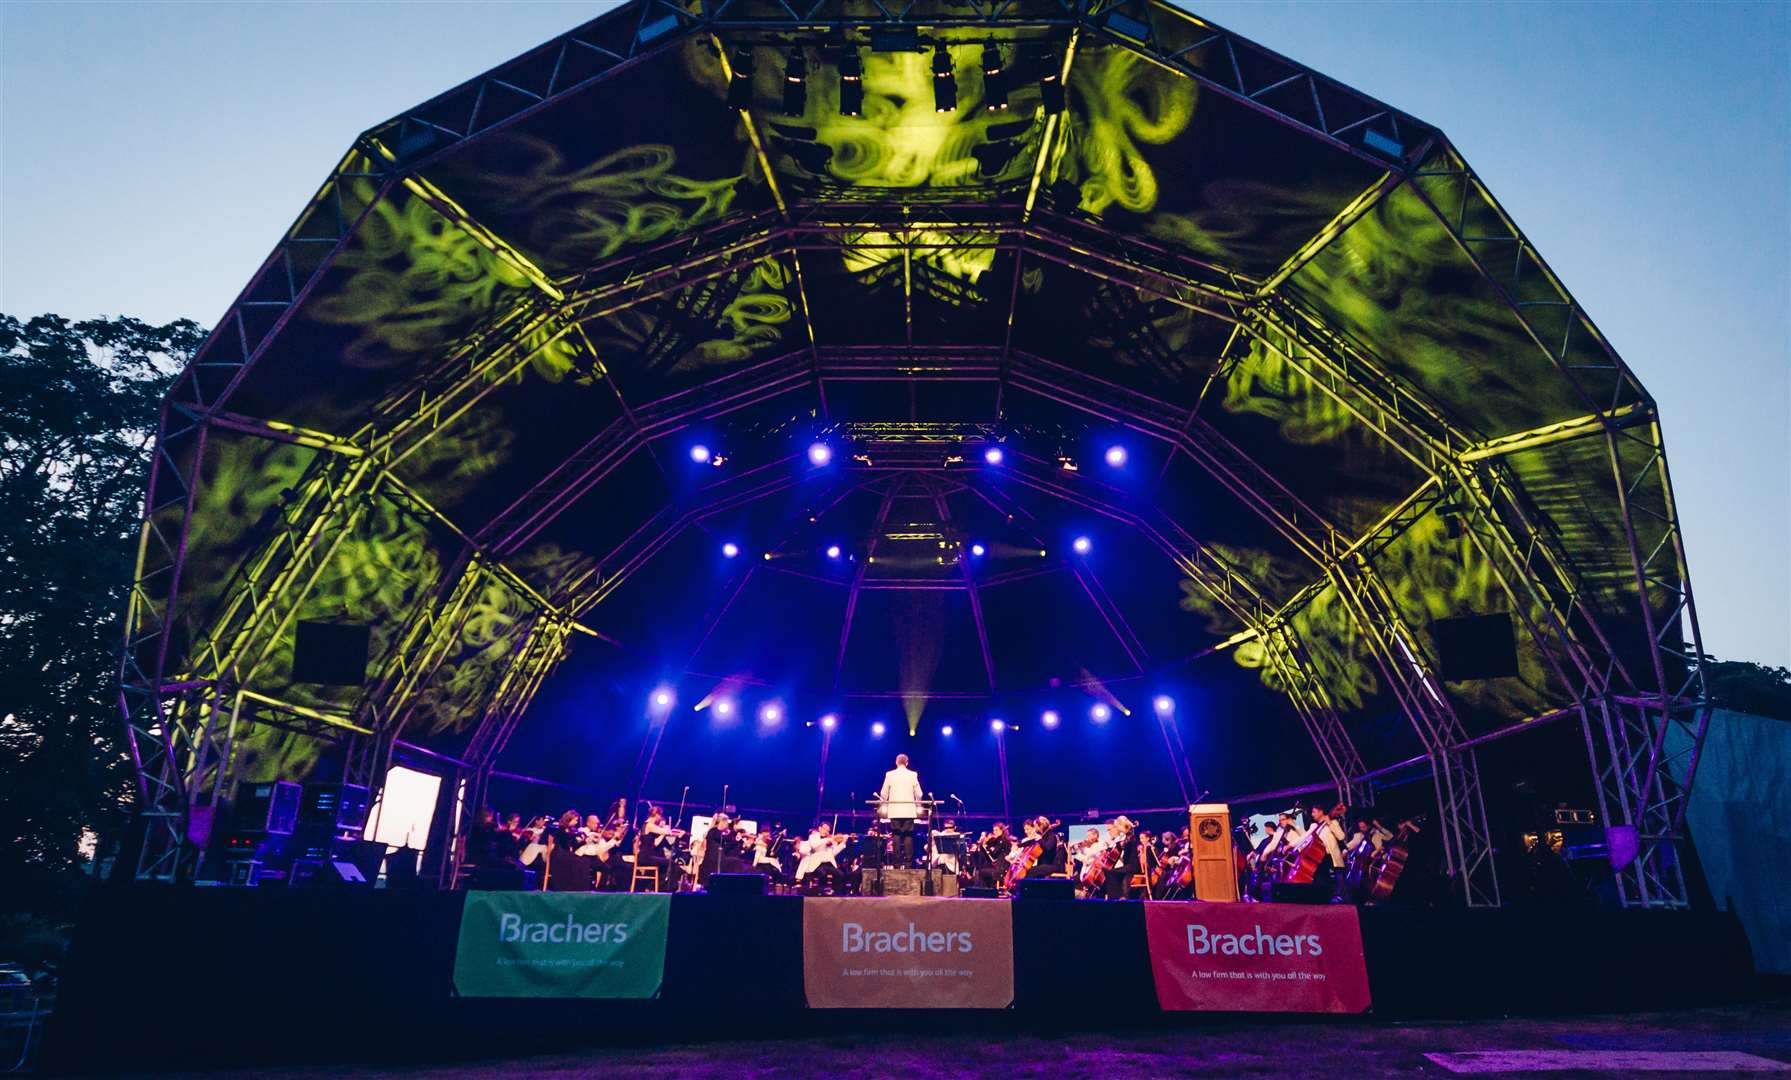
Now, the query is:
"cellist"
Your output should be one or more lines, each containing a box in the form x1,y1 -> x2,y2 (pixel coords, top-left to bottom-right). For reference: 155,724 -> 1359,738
1023,816 -> 1066,879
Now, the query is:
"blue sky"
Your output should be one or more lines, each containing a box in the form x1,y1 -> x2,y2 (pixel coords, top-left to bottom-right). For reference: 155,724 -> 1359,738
3,1 -> 1786,667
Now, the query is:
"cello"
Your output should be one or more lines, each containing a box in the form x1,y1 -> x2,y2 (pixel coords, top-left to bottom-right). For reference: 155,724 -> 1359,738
1003,819 -> 1062,892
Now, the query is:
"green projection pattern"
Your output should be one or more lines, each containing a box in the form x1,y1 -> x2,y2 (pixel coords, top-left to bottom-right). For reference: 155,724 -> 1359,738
1052,47 -> 1196,216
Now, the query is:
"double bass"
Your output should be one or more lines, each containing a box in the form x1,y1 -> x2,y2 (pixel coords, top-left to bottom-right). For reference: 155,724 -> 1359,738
1003,819 -> 1061,891
1368,817 -> 1424,902
1283,804 -> 1347,885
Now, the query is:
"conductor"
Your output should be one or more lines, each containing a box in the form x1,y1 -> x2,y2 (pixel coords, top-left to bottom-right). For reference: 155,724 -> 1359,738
878,753 -> 924,867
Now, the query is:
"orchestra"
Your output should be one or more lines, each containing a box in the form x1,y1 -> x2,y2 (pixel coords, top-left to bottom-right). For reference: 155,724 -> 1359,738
462,757 -> 1424,904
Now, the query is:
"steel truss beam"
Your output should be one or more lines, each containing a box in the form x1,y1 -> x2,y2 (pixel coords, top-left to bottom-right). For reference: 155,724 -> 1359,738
125,3 -> 1701,904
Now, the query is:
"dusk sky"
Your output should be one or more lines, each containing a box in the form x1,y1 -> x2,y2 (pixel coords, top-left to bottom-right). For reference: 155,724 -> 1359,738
3,1 -> 1786,667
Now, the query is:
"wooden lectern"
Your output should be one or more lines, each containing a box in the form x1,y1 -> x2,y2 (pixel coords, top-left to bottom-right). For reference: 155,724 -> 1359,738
1187,803 -> 1239,902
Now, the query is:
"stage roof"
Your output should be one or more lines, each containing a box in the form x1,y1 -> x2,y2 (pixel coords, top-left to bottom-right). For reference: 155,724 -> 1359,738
130,0 -> 1697,827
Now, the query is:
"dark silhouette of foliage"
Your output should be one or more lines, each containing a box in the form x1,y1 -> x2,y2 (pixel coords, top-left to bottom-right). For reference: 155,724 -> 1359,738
0,313 -> 202,948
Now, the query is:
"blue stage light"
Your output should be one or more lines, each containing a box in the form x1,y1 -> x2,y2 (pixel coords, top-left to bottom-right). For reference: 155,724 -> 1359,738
722,541 -> 740,558
970,543 -> 986,557
1104,445 -> 1127,468
826,544 -> 842,560
808,442 -> 833,466
990,718 -> 1006,733
690,444 -> 712,464
983,446 -> 1004,465
1090,702 -> 1111,722
820,713 -> 838,731
941,724 -> 953,736
1040,709 -> 1060,729
871,720 -> 886,737
1154,695 -> 1174,714
1072,535 -> 1092,555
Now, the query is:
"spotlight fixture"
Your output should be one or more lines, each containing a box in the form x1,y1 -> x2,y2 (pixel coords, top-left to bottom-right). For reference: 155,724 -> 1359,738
820,713 -> 838,731
722,541 -> 740,558
1041,709 -> 1060,729
981,42 -> 1007,111
759,703 -> 782,725
807,441 -> 833,466
970,543 -> 986,557
826,544 -> 843,560
1039,66 -> 1065,114
990,718 -> 1006,733
932,43 -> 957,113
941,724 -> 954,736
1104,445 -> 1128,468
871,720 -> 887,737
1090,702 -> 1111,722
715,699 -> 735,717
1154,695 -> 1174,714
983,446 -> 1004,465
1072,535 -> 1092,555
783,48 -> 808,115
727,48 -> 755,109
838,48 -> 863,116
653,690 -> 673,708
689,444 -> 712,464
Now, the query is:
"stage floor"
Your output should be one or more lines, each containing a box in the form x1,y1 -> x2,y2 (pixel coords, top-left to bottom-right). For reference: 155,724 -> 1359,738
43,887 -> 1761,1074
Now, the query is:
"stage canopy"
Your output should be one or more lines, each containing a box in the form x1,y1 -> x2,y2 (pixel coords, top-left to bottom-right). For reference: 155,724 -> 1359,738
122,0 -> 1707,907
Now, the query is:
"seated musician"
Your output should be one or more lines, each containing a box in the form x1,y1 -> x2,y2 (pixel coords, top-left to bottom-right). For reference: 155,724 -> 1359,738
751,831 -> 786,884
521,810 -> 594,891
796,821 -> 850,891
574,812 -> 620,889
1103,817 -> 1143,899
636,805 -> 683,891
975,822 -> 1013,888
1024,816 -> 1066,878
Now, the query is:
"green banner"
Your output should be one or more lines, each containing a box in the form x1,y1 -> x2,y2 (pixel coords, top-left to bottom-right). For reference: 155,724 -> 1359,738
453,891 -> 671,999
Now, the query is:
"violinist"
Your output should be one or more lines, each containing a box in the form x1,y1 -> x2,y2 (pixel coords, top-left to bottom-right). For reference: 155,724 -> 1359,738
1103,817 -> 1142,899
520,810 -> 593,892
696,811 -> 742,886
636,805 -> 685,891
974,822 -> 1013,889
795,821 -> 850,892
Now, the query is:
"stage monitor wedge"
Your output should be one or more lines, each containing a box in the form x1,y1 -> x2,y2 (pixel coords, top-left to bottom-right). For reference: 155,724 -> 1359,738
291,620 -> 371,685
1431,612 -> 1520,681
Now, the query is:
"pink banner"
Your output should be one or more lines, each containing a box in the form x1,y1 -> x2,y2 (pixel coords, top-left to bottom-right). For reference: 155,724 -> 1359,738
1144,902 -> 1371,1013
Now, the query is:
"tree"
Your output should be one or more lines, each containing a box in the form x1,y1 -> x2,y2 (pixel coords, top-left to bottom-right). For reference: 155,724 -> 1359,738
0,313 -> 202,927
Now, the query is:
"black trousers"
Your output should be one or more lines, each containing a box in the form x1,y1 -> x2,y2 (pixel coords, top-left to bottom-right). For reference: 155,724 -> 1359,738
890,818 -> 915,866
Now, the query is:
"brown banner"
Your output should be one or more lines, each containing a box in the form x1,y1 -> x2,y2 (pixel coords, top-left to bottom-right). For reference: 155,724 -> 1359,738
802,897 -> 1015,1009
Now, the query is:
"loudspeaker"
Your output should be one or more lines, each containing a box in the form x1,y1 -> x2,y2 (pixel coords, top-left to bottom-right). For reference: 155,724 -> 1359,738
289,858 -> 367,888
236,780 -> 303,836
962,886 -> 999,899
1431,612 -> 1519,681
1015,878 -> 1075,900
383,846 -> 420,887
708,872 -> 768,896
292,620 -> 371,685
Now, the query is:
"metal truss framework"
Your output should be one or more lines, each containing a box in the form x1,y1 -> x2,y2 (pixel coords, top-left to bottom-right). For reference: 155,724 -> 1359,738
122,3 -> 1704,908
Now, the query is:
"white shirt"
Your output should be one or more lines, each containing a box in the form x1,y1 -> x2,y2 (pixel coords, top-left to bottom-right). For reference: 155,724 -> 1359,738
1314,818 -> 1347,868
879,766 -> 924,820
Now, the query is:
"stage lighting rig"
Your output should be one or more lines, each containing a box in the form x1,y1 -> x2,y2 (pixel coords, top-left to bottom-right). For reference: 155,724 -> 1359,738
726,48 -> 755,109
838,48 -> 863,116
982,42 -> 1007,111
783,48 -> 808,115
932,43 -> 957,113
